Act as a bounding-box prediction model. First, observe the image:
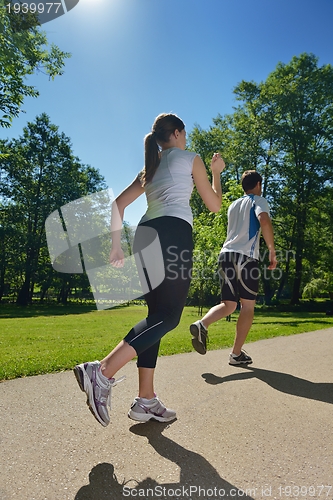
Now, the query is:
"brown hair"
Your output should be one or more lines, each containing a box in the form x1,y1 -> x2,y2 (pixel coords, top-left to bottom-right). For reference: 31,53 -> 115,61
241,170 -> 262,192
142,113 -> 185,186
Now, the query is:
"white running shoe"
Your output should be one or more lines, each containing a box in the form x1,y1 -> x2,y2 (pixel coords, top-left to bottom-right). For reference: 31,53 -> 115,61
128,395 -> 176,423
229,350 -> 253,365
189,320 -> 208,354
73,361 -> 125,427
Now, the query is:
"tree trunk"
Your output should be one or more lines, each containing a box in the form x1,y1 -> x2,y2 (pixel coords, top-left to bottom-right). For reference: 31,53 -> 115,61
58,280 -> 71,305
40,279 -> 52,302
276,251 -> 292,301
262,275 -> 274,305
290,252 -> 303,304
16,278 -> 31,306
290,213 -> 305,305
0,263 -> 5,303
16,247 -> 37,306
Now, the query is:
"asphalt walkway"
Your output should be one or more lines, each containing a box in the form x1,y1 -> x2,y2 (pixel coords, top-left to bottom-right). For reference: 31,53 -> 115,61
1,328 -> 332,500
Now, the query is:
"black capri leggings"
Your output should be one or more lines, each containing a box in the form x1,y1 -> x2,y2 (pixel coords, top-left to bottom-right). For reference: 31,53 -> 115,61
124,216 -> 193,368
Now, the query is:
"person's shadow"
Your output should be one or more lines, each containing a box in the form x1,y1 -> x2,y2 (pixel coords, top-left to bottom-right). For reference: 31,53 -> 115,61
75,422 -> 255,500
74,463 -> 124,499
202,366 -> 333,405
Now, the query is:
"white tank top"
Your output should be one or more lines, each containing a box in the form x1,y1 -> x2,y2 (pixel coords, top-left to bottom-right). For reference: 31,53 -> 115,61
139,147 -> 197,227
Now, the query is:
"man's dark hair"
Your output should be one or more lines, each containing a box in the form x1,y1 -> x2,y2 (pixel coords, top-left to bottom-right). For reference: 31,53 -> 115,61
241,170 -> 262,192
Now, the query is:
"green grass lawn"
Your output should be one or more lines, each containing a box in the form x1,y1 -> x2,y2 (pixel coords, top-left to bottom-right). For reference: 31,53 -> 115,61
1,303 -> 332,380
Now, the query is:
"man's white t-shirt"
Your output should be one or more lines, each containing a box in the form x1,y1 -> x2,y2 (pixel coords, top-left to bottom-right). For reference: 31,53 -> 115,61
139,147 -> 197,227
221,194 -> 270,260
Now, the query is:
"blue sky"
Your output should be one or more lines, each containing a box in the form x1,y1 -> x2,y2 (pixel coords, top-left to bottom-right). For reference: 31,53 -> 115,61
3,0 -> 333,225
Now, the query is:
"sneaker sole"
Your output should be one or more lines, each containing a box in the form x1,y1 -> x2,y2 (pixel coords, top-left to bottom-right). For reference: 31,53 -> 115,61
229,359 -> 253,366
73,365 -> 108,427
128,410 -> 176,423
190,324 -> 207,355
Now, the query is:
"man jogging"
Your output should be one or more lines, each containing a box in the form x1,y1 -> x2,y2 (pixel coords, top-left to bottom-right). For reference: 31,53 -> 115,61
190,170 -> 277,365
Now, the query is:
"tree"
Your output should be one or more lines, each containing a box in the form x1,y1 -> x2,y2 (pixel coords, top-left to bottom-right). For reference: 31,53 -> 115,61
0,0 -> 70,128
261,54 -> 333,302
0,113 -> 106,305
188,105 -> 281,305
189,116 -> 234,218
189,53 -> 333,305
302,184 -> 333,300
188,180 -> 243,309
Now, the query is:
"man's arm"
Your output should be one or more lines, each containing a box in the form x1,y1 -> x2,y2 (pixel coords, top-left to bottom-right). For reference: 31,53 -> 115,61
257,212 -> 277,270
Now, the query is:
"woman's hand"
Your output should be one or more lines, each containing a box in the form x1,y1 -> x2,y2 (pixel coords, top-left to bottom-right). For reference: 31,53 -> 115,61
210,153 -> 226,174
192,154 -> 224,213
109,246 -> 125,268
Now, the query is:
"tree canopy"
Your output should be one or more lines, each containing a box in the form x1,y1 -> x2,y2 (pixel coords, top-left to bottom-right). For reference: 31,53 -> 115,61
188,53 -> 333,305
1,53 -> 332,307
0,114 -> 106,305
0,0 -> 70,128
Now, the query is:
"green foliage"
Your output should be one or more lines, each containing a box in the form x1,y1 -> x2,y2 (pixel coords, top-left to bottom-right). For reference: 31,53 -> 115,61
0,114 -> 106,305
188,53 -> 333,306
1,53 -> 332,308
303,278 -> 329,298
0,0 -> 70,128
189,179 -> 242,306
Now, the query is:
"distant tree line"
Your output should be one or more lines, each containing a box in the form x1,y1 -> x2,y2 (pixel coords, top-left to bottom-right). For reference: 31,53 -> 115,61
0,114 -> 106,305
0,47 -> 332,307
188,53 -> 333,307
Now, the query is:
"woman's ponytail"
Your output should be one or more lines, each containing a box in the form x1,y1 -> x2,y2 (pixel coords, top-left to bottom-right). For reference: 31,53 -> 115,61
142,132 -> 160,186
141,113 -> 185,187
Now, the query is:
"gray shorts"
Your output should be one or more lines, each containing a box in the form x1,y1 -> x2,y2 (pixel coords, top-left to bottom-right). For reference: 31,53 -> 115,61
218,252 -> 259,302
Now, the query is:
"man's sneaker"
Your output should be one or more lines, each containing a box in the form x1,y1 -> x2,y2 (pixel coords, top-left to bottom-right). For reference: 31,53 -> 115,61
189,320 -> 208,354
229,350 -> 253,365
128,395 -> 176,423
73,361 -> 125,427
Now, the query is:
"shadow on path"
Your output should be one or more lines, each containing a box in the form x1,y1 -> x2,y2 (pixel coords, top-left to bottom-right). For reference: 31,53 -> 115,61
75,422 -> 254,500
202,367 -> 333,405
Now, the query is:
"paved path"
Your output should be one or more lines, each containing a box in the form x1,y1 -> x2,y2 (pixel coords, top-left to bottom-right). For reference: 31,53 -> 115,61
1,329 -> 333,500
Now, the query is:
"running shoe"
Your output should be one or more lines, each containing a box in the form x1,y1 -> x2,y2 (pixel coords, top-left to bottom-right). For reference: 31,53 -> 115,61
73,361 -> 125,427
189,320 -> 208,355
229,350 -> 253,365
128,395 -> 176,423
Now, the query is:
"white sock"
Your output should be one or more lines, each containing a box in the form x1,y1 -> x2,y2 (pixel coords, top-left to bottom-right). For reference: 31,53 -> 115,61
98,366 -> 112,385
139,396 -> 156,404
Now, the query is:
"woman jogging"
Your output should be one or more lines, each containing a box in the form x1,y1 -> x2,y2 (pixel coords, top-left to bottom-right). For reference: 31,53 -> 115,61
74,113 -> 225,427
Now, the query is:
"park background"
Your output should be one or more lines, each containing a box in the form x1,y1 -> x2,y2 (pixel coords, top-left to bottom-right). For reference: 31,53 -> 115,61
1,0 -> 333,379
